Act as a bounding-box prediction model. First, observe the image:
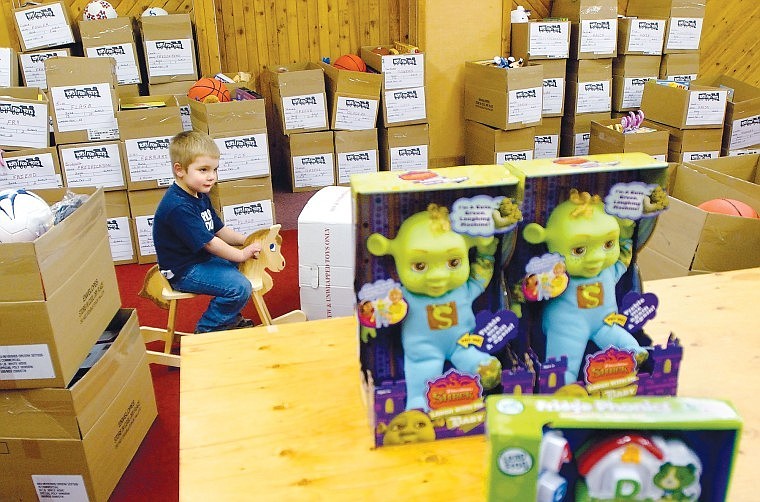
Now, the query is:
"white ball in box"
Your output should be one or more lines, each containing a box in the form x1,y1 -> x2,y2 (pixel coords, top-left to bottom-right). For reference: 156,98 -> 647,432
297,186 -> 356,320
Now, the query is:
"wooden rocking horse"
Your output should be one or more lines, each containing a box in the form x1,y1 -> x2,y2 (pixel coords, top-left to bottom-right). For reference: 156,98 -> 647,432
239,224 -> 307,325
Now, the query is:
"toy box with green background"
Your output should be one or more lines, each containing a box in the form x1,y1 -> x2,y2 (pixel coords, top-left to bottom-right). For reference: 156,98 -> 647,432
502,153 -> 682,398
485,395 -> 742,501
351,165 -> 529,447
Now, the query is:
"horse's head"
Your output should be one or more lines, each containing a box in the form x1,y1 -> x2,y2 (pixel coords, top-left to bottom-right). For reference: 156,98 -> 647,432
259,224 -> 285,272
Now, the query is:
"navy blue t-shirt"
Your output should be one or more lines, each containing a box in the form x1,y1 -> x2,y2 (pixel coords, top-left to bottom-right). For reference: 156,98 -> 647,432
153,182 -> 224,280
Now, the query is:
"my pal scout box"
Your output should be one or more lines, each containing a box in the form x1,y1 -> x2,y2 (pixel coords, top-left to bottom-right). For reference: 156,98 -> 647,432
317,61 -> 382,131
502,153 -> 681,397
79,17 -> 144,88
0,310 -> 158,502
12,0 -> 76,52
352,165 -> 526,446
485,395 -> 742,502
0,187 -> 122,390
0,147 -> 62,190
0,47 -> 20,87
139,14 -> 198,85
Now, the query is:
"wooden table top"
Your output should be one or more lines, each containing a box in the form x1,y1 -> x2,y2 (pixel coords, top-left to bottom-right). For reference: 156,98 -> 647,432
179,267 -> 760,501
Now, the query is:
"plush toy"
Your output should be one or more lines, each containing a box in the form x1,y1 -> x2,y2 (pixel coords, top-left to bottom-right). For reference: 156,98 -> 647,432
366,203 -> 503,411
522,189 -> 648,384
511,5 -> 531,23
493,56 -> 524,69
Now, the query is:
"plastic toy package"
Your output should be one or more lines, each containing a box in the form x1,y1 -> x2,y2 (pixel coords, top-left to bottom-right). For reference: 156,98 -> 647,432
352,165 -> 526,447
485,395 -> 742,502
351,153 -> 683,448
502,153 -> 681,398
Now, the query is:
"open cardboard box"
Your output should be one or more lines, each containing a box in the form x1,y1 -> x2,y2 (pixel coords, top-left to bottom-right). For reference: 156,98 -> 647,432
638,159 -> 760,280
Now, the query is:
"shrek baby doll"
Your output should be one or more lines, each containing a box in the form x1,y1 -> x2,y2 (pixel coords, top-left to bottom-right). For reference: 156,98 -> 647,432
522,189 -> 648,385
367,203 -> 502,411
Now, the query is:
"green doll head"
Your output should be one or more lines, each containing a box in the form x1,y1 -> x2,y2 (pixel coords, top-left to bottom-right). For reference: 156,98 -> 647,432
523,189 -> 621,279
367,203 -> 472,298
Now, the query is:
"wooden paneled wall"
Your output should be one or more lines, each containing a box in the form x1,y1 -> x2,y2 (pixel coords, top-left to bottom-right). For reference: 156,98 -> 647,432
1,0 -> 756,85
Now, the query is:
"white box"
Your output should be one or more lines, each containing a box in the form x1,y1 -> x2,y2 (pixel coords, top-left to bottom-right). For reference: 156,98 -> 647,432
297,186 -> 355,319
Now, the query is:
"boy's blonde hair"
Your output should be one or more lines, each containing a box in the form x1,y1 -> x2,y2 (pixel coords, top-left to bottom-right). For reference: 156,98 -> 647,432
169,131 -> 220,170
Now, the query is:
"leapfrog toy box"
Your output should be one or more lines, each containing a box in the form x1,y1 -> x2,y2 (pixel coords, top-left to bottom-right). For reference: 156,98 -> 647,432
351,165 -> 531,447
485,395 -> 742,502
502,152 -> 682,398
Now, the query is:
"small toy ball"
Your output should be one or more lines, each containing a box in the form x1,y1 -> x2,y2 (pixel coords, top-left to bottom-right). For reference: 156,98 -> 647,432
187,77 -> 231,103
371,46 -> 391,56
142,6 -> 169,16
333,54 -> 367,72
82,0 -> 118,20
697,198 -> 759,218
0,188 -> 54,243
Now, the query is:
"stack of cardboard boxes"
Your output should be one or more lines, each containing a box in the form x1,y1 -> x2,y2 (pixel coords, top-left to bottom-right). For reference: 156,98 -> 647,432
361,45 -> 429,172
0,188 -> 156,501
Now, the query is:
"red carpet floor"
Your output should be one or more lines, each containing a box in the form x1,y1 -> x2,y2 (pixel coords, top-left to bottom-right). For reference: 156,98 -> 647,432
110,228 -> 302,501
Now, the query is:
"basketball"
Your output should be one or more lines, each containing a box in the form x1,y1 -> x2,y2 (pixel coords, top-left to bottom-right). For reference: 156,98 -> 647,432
697,198 -> 759,218
333,54 -> 367,72
187,77 -> 231,103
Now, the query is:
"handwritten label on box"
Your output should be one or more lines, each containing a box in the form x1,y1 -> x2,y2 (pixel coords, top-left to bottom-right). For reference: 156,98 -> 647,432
666,18 -> 703,51
381,53 -> 424,89
334,97 -> 379,130
50,82 -> 117,133
222,199 -> 274,236
145,39 -> 195,77
15,3 -> 74,50
580,19 -> 617,55
384,87 -> 426,124
509,86 -> 542,124
0,98 -> 49,149
337,149 -> 378,183
215,133 -> 270,181
124,136 -> 173,182
390,145 -> 428,171
86,44 -> 141,85
0,152 -> 61,189
19,50 -> 68,89
530,23 -> 569,58
107,216 -> 134,261
60,143 -> 125,188
293,153 -> 335,188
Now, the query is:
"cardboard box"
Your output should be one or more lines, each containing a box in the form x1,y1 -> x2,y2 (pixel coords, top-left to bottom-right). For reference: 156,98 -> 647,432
0,87 -> 50,151
534,116 -> 562,159
464,61 -> 543,130
18,48 -> 70,89
334,129 -> 379,185
12,0 -> 75,52
538,58 -> 566,117
298,185 -> 355,320
626,0 -> 707,18
612,55 -> 660,111
568,20 -> 618,60
351,164 -> 523,446
510,20 -> 570,61
560,111 -> 612,156
658,52 -> 699,83
318,61 -> 382,130
282,131 -> 335,192
265,62 -> 329,136
360,46 -> 425,90
117,95 -> 184,190
105,190 -> 136,264
45,57 -> 120,145
80,17 -> 143,87
148,79 -> 194,98
0,309 -> 144,439
640,80 -> 727,129
692,75 -> 760,155
209,177 -> 275,235
565,59 -> 612,115
642,118 -> 723,162
0,188 -> 122,389
589,119 -> 669,160
58,141 -> 127,191
0,314 -> 157,501
464,120 -> 535,164
638,162 -> 760,280
378,123 -> 430,171
0,147 -> 63,189
617,17 -> 666,55
379,85 -> 427,127
188,96 -> 267,136
0,47 -> 19,87
486,395 -> 741,502
684,154 -> 760,206
551,0 -> 618,22
139,14 -> 198,84
127,187 -> 166,264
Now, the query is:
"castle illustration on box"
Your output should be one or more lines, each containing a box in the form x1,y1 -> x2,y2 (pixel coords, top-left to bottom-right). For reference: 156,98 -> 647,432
350,154 -> 682,448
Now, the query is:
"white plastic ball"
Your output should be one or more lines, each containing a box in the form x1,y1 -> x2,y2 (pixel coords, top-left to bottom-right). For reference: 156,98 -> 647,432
142,7 -> 169,17
0,188 -> 54,243
82,0 -> 118,21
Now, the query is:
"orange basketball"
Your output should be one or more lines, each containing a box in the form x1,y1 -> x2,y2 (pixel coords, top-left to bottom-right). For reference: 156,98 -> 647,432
187,77 -> 231,103
333,54 -> 367,72
697,198 -> 759,218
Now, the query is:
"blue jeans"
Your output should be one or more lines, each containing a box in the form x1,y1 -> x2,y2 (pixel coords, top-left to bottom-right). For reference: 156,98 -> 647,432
170,256 -> 253,333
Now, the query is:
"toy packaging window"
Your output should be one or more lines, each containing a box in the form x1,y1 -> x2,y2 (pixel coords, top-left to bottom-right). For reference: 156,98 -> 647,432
352,165 -> 526,447
485,395 -> 742,502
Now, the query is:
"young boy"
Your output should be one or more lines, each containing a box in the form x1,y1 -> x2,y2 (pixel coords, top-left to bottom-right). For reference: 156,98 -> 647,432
153,131 -> 261,333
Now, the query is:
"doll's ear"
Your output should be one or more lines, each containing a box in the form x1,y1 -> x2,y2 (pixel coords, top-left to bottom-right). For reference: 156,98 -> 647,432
367,233 -> 391,256
522,222 -> 547,245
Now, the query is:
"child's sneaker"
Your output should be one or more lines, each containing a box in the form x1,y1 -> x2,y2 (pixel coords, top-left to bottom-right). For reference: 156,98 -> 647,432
230,316 -> 255,329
